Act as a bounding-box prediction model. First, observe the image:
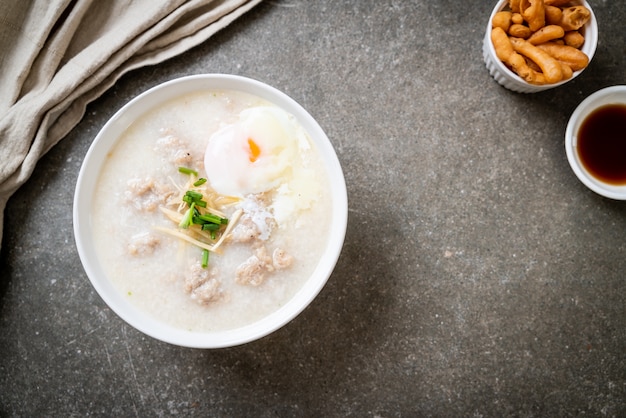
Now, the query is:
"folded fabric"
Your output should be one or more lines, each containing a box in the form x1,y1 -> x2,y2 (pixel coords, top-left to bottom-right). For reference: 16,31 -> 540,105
0,0 -> 262,252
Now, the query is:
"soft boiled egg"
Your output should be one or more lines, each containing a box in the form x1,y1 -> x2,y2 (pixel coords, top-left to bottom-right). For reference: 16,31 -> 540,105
205,105 -> 320,226
204,106 -> 301,197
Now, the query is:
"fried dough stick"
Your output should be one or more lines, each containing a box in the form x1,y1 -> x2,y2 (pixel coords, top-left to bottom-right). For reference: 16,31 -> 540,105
509,36 -> 563,83
491,27 -> 547,85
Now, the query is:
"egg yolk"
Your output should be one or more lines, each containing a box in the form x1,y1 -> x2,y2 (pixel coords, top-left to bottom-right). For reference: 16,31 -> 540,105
247,138 -> 261,162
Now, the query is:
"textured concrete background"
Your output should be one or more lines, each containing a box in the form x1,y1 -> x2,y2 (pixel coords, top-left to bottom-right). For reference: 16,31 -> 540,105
1,1 -> 625,416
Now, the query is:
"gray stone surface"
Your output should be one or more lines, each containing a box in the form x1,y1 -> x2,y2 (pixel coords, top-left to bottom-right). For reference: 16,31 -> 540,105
1,1 -> 625,416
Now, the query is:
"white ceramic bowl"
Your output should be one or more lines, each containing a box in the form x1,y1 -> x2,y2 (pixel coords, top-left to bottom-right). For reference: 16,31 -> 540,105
483,0 -> 598,93
565,85 -> 626,200
73,74 -> 348,348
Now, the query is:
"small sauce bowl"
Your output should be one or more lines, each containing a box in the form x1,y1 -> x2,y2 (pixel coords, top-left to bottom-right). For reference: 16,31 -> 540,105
566,86 -> 626,199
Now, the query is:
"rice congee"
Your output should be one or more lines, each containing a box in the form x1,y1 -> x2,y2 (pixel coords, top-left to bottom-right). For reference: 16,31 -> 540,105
91,90 -> 332,332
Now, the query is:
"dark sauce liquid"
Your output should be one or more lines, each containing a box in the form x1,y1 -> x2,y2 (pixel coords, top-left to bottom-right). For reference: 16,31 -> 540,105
577,104 -> 626,185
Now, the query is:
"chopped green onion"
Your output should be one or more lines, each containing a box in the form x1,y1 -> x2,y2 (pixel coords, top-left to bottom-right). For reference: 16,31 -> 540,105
201,249 -> 209,268
201,223 -> 220,231
178,167 -> 198,176
196,213 -> 224,225
185,190 -> 203,200
182,190 -> 207,207
178,202 -> 195,229
210,230 -> 217,240
182,195 -> 206,207
193,178 -> 207,186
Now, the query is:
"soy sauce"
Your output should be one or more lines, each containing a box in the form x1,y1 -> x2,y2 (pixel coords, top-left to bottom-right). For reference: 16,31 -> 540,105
577,104 -> 626,185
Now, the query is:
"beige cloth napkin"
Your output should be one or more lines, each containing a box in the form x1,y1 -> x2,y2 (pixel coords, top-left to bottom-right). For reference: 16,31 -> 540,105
0,0 -> 261,251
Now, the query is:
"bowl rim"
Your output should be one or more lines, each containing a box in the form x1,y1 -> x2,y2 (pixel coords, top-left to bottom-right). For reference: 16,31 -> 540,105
485,0 -> 598,91
565,85 -> 626,200
73,74 -> 348,348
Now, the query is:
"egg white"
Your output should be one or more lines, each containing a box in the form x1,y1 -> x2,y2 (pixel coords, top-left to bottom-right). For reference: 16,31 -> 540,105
204,106 -> 298,197
205,105 -> 320,225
